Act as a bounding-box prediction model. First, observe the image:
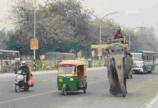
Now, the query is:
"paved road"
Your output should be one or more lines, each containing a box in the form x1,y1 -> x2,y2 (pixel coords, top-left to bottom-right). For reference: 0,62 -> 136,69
0,67 -> 158,108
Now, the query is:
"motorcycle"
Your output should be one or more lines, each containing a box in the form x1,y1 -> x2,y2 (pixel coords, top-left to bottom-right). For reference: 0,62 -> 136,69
14,70 -> 30,92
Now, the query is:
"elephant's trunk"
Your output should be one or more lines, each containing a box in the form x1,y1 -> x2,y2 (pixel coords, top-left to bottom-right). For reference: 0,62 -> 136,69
108,55 -> 127,97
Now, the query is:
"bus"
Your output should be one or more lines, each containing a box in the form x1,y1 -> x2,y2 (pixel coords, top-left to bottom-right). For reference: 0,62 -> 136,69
0,49 -> 20,72
45,52 -> 76,60
131,50 -> 156,73
0,49 -> 20,60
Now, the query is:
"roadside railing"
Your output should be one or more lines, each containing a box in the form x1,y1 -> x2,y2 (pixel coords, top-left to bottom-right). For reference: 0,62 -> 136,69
0,59 -> 106,73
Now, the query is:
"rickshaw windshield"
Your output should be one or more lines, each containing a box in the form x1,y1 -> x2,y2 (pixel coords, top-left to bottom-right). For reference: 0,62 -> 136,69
59,65 -> 75,74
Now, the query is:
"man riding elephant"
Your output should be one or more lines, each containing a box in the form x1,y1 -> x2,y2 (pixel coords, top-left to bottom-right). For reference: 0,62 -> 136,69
106,43 -> 133,97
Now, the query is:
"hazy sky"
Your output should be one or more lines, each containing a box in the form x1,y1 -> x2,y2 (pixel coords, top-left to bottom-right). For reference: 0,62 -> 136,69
81,0 -> 158,36
1,0 -> 158,37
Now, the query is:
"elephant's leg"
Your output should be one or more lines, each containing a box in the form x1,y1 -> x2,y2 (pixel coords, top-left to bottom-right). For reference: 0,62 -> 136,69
124,77 -> 127,88
109,66 -> 122,95
119,77 -> 127,97
108,66 -> 118,95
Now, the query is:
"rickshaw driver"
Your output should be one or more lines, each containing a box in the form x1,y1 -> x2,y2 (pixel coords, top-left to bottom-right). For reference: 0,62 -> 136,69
77,66 -> 84,87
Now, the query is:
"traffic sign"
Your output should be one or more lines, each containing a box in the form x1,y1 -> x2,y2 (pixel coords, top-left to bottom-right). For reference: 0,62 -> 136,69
30,39 -> 39,50
97,48 -> 102,56
91,50 -> 95,57
77,50 -> 82,57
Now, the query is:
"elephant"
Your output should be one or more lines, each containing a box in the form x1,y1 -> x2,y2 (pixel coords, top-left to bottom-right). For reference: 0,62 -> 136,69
106,44 -> 133,97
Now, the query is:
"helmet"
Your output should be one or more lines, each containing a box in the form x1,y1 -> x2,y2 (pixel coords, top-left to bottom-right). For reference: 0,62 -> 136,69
21,61 -> 26,65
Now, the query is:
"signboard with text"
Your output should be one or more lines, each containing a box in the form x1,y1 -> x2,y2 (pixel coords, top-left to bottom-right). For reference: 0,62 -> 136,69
97,48 -> 102,56
30,39 -> 39,50
77,50 -> 82,57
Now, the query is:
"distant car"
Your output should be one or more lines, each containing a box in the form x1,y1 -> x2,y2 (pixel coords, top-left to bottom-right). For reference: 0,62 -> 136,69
155,59 -> 158,65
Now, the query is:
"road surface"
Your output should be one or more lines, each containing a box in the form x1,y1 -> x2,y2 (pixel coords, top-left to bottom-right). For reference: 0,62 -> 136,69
0,67 -> 158,108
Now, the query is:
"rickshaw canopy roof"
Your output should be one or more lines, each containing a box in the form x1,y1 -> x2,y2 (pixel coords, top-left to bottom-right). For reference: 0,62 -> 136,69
59,60 -> 86,66
58,60 -> 87,76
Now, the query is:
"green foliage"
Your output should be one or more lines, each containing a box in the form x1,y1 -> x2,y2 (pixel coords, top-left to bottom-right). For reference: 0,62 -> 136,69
6,0 -> 158,57
0,30 -> 8,49
7,36 -> 18,50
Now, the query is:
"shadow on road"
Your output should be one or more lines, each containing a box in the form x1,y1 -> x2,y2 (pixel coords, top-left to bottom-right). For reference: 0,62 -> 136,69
103,91 -> 143,99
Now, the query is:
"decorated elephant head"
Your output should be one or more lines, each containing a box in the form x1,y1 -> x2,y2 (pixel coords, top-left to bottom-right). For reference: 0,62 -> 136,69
106,44 -> 129,97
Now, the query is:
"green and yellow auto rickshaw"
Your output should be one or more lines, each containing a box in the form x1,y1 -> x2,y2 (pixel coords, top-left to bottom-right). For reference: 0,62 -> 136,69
57,60 -> 87,95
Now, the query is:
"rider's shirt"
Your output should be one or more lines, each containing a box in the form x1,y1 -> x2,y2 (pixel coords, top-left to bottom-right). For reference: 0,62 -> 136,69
19,65 -> 29,73
114,32 -> 124,39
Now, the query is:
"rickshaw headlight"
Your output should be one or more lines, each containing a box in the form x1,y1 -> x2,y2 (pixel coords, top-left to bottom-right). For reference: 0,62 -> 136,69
70,78 -> 73,81
59,79 -> 63,83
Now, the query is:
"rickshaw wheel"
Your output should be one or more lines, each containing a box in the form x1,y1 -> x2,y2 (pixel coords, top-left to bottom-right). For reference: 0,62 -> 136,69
83,88 -> 86,94
62,88 -> 67,96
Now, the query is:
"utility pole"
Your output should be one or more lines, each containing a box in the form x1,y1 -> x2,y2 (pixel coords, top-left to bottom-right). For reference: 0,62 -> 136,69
33,7 -> 36,60
129,33 -> 131,50
92,12 -> 119,60
33,0 -> 37,60
129,27 -> 146,50
93,11 -> 119,44
99,24 -> 102,44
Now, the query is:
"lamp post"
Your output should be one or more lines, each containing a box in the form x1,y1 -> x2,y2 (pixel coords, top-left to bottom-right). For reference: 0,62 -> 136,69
92,12 -> 118,60
33,0 -> 37,60
93,12 -> 119,44
128,27 -> 146,50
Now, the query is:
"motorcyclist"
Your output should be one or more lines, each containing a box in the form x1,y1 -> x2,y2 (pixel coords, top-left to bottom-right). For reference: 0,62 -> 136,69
19,61 -> 32,83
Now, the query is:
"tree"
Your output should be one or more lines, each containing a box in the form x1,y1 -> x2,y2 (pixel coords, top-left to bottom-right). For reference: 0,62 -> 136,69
8,0 -> 93,56
7,0 -> 158,56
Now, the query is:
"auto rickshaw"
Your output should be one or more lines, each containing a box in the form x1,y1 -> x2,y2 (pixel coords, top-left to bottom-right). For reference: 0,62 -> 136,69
57,60 -> 87,95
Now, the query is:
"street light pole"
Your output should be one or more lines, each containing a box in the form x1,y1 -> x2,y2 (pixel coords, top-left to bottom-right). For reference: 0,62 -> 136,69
128,26 -> 146,50
92,12 -> 118,60
33,0 -> 37,60
129,33 -> 131,49
33,8 -> 36,60
99,24 -> 101,44
96,11 -> 119,44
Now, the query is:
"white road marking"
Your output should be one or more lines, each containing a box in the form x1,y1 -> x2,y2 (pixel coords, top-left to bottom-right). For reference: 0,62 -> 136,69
0,67 -> 107,104
0,90 -> 56,104
145,94 -> 158,108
